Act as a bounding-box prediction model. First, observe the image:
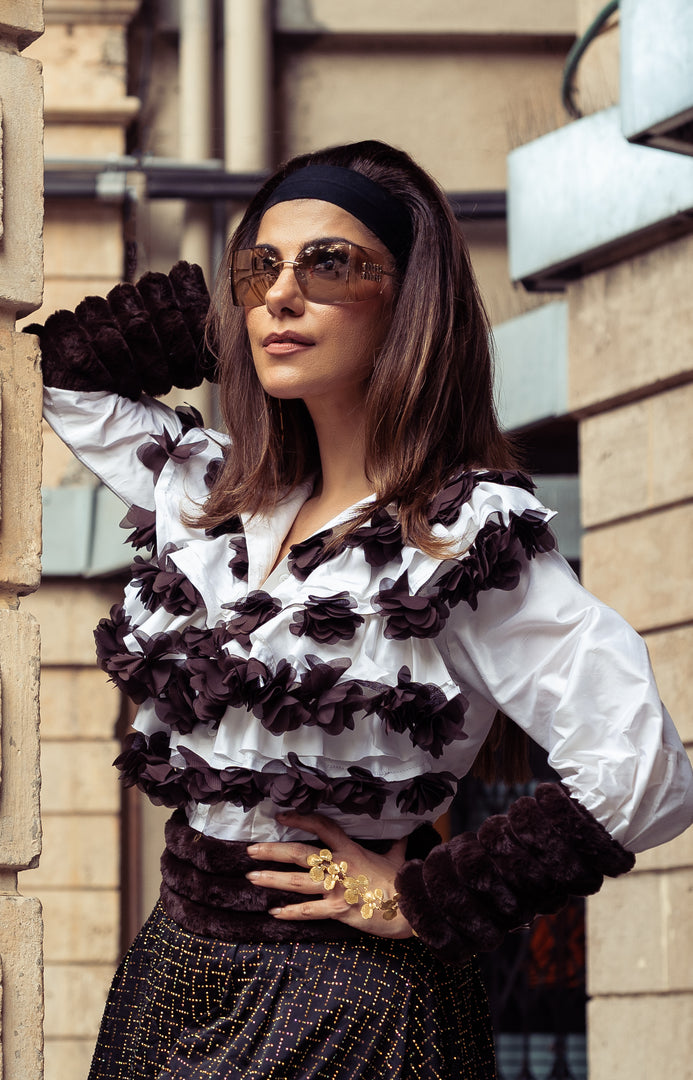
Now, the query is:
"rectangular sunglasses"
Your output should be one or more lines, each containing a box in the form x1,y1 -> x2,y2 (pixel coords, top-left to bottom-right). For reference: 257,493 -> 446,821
229,239 -> 396,307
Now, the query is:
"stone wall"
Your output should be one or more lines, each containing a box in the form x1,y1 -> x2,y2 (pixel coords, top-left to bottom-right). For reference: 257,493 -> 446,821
19,4 -> 139,1077
0,4 -> 45,1079
569,237 -> 693,1080
558,6 -> 693,1075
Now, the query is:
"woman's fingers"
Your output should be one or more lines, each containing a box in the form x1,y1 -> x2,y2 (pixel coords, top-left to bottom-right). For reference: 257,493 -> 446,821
244,814 -> 415,938
246,868 -> 324,893
268,897 -> 348,920
246,839 -> 318,866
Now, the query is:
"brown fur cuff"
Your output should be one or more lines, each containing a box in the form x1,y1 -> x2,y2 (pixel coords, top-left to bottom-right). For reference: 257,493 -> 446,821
395,782 -> 635,965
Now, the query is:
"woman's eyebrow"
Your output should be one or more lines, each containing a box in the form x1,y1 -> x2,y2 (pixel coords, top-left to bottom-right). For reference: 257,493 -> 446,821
254,235 -> 356,254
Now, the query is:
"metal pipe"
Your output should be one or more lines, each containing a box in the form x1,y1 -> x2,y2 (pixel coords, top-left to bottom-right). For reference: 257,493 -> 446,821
42,160 -> 506,220
223,0 -> 272,174
179,0 -> 215,275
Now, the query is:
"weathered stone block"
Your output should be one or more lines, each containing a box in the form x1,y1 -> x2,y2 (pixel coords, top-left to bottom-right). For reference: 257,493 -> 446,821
40,740 -> 120,815
0,893 -> 43,1078
21,581 -> 124,667
582,504 -> 693,631
644,626 -> 693,744
40,889 -> 119,963
44,962 -> 113,1039
39,668 -> 119,740
580,382 -> 693,527
0,331 -> 42,593
25,815 -> 118,889
588,992 -> 693,1080
588,869 -> 693,995
0,610 -> 41,869
0,2 -> 43,49
26,22 -> 129,108
568,232 -> 693,415
0,51 -> 43,317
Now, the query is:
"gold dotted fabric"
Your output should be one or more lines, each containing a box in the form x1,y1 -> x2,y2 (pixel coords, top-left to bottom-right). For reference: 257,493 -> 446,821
88,902 -> 497,1079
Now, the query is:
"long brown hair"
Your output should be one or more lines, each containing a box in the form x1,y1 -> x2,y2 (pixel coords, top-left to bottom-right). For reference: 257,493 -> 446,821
198,139 -> 517,553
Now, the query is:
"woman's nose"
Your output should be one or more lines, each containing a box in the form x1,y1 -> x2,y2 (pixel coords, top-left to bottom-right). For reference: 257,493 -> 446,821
264,263 -> 305,315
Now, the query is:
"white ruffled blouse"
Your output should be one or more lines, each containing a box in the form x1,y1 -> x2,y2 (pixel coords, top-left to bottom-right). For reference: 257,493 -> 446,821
43,386 -> 693,852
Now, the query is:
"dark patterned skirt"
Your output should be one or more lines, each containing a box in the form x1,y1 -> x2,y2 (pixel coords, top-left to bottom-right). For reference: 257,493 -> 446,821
88,902 -> 497,1080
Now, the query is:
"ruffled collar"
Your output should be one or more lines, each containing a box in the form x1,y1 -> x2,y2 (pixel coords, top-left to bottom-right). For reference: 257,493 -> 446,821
242,482 -> 379,590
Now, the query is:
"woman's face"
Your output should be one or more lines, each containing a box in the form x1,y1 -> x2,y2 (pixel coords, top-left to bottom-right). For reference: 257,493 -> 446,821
244,199 -> 394,413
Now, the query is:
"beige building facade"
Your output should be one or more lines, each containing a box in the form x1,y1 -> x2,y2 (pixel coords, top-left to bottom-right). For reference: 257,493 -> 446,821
0,4 -> 45,1080
10,1 -> 692,1077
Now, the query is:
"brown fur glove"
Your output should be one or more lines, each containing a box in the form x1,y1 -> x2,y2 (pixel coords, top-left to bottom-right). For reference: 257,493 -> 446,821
25,261 -> 217,400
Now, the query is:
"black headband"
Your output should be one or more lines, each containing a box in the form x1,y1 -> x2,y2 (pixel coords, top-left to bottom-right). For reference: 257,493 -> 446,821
262,164 -> 413,265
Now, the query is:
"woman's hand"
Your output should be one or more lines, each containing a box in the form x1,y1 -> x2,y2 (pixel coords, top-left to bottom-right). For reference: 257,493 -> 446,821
246,812 -> 415,940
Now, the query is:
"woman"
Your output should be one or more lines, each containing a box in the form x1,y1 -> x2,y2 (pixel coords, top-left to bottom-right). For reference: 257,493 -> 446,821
36,140 -> 693,1079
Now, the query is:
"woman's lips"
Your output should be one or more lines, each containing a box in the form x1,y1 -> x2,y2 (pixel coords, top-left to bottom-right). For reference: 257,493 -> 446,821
264,340 -> 314,356
262,333 -> 315,356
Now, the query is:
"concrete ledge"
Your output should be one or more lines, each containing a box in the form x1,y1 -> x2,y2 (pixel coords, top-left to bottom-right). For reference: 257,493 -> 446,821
534,475 -> 580,562
621,0 -> 693,156
44,0 -> 140,23
44,97 -> 140,124
508,107 -> 693,289
493,301 -> 568,431
42,484 -> 130,577
276,0 -> 576,36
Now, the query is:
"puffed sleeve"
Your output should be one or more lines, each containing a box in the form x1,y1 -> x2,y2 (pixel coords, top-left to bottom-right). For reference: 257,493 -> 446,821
438,548 -> 693,853
42,386 -> 191,511
394,486 -> 693,964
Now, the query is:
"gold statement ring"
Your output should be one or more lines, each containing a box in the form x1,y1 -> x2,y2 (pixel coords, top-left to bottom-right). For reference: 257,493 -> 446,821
307,848 -> 400,921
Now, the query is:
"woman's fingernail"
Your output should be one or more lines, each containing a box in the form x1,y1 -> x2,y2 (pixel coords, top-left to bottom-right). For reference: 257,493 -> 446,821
268,908 -> 283,916
246,844 -> 261,855
245,871 -> 261,880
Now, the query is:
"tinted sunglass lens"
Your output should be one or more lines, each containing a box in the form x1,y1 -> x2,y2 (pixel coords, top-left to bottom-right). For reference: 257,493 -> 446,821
229,243 -> 390,305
